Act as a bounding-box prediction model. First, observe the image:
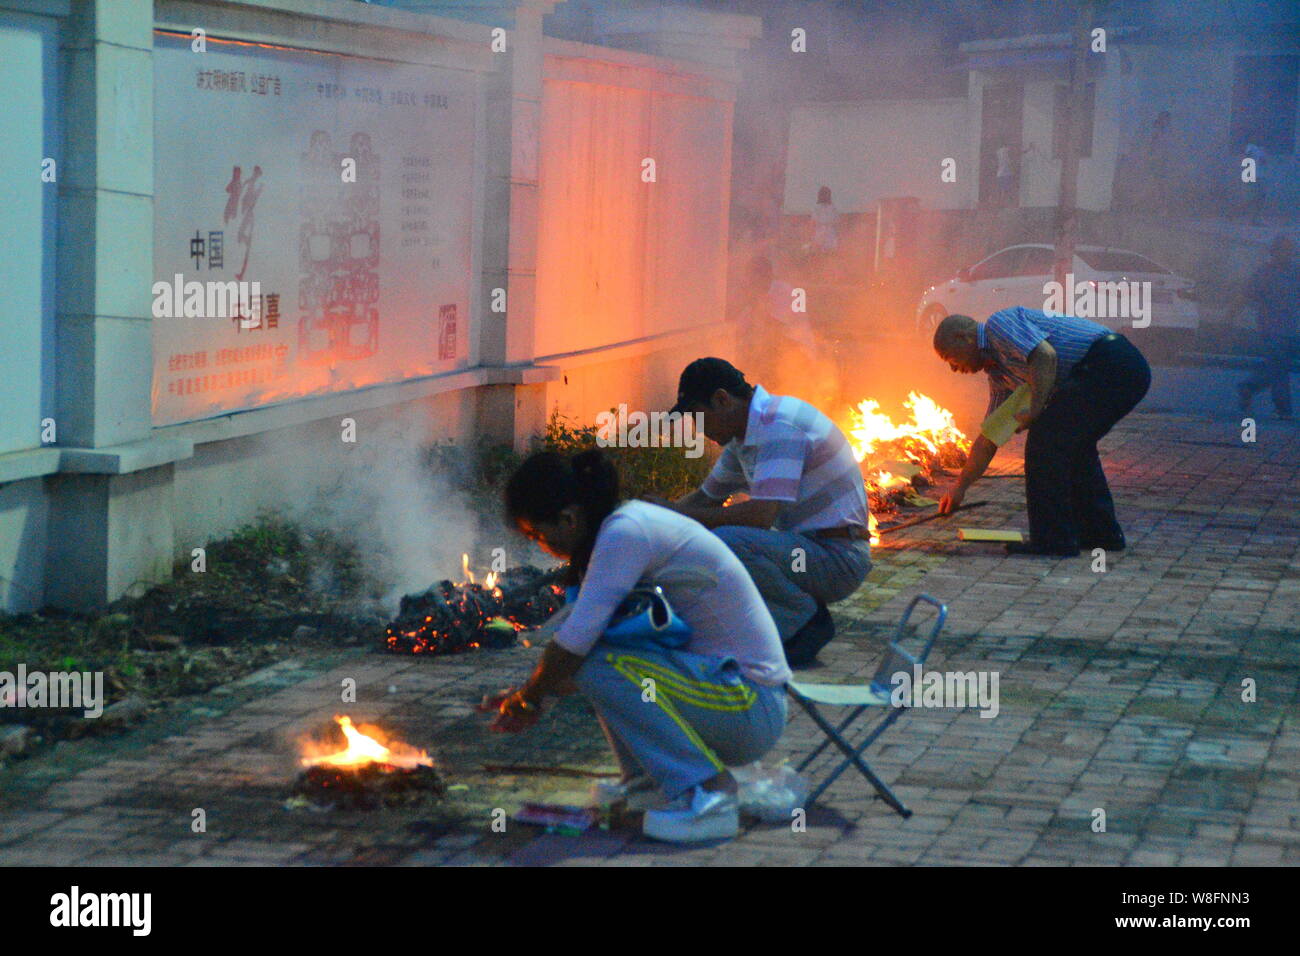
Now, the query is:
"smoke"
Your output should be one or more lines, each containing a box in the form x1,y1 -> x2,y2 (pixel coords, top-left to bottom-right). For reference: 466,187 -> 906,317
203,405 -> 495,614
326,430 -> 481,609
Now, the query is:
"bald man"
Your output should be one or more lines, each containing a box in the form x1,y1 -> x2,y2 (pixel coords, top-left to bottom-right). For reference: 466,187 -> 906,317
933,308 -> 1151,556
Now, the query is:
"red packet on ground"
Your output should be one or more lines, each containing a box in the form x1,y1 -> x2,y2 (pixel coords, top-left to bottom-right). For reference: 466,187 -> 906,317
514,803 -> 599,834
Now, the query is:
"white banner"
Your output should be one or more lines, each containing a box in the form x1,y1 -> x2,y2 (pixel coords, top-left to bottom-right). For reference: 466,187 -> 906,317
151,34 -> 478,425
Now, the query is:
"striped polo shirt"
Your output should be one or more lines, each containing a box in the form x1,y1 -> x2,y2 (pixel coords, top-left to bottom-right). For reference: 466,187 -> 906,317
979,307 -> 1111,416
702,385 -> 869,534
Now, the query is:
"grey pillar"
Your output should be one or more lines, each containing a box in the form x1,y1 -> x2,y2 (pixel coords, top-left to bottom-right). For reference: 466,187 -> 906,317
47,0 -> 182,610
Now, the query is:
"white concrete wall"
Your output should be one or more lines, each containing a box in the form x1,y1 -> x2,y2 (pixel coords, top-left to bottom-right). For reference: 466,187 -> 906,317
534,39 -> 737,426
784,98 -> 974,213
0,5 -> 60,611
0,9 -> 57,455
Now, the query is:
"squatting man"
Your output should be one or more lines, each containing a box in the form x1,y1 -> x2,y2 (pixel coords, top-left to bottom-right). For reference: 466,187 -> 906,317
649,358 -> 872,667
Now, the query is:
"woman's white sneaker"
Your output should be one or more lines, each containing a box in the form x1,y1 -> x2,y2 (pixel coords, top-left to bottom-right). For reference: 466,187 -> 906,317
591,775 -> 661,811
642,786 -> 739,844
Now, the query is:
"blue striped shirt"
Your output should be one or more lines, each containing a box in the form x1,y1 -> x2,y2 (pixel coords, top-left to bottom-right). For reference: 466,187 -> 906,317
979,307 -> 1110,416
702,385 -> 869,533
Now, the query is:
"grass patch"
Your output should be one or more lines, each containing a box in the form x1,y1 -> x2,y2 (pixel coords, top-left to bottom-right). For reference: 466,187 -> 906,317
433,407 -> 715,517
0,510 -> 373,727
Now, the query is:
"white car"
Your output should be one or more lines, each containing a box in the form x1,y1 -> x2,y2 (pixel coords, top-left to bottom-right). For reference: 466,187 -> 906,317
916,244 -> 1200,344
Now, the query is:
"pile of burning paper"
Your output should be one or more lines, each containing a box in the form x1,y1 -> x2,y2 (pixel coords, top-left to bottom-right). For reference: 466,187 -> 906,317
288,715 -> 444,811
845,391 -> 972,542
383,562 -> 566,655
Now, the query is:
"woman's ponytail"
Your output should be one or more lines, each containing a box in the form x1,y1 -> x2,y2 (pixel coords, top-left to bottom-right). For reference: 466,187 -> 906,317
567,449 -> 620,577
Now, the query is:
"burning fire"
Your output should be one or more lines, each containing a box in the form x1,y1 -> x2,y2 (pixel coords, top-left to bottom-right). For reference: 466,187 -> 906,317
385,564 -> 564,656
462,553 -> 499,592
300,716 -> 433,771
844,392 -> 972,545
849,391 -> 969,463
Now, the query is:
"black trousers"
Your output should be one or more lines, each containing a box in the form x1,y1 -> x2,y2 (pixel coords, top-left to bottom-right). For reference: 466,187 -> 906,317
1023,335 -> 1151,549
1239,333 -> 1295,416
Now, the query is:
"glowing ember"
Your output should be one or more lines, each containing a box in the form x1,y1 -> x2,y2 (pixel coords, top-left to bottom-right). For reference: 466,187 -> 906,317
384,565 -> 566,655
873,470 -> 910,490
300,715 -> 432,771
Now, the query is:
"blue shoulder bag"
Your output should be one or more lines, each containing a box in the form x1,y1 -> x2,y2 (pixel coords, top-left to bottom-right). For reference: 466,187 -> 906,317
564,584 -> 692,650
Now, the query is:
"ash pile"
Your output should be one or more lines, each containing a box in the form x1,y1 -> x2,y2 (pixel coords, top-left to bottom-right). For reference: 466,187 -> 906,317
383,565 -> 566,655
288,762 -> 445,812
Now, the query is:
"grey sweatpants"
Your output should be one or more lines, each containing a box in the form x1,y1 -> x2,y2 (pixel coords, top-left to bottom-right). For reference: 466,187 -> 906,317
574,641 -> 787,800
713,526 -> 871,642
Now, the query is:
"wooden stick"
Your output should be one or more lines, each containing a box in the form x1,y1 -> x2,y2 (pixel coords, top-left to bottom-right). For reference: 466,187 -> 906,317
482,764 -> 613,779
877,501 -> 989,536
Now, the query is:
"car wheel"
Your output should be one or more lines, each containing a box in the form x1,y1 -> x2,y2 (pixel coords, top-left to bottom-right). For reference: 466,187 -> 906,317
918,304 -> 947,339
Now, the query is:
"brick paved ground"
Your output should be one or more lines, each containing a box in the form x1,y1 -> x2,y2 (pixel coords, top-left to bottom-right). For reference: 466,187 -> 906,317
1,411 -> 1297,866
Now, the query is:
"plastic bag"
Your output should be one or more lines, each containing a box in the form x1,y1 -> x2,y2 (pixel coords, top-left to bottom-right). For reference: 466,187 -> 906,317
732,762 -> 811,823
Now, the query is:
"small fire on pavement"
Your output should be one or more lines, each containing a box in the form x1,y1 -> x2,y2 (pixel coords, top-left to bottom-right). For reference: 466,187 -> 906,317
288,715 -> 444,811
845,392 -> 971,543
383,562 -> 565,656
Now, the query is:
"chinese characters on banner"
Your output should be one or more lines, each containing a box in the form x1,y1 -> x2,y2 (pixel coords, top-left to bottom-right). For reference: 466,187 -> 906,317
151,34 -> 477,425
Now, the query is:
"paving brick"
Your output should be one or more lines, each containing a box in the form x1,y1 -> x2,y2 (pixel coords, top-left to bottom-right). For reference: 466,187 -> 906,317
0,415 -> 1296,866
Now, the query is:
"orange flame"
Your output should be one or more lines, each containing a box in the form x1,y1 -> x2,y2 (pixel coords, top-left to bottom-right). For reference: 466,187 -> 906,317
846,391 -> 970,544
848,391 -> 968,464
873,470 -> 910,490
461,554 -> 501,593
300,715 -> 432,770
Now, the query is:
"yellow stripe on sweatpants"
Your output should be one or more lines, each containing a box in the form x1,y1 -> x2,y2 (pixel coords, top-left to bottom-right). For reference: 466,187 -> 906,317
608,654 -> 726,772
615,659 -> 757,712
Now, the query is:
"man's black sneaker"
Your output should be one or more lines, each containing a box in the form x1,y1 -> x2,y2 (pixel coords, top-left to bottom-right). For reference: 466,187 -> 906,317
1080,536 -> 1126,552
1005,541 -> 1080,557
783,602 -> 835,668
1237,384 -> 1252,414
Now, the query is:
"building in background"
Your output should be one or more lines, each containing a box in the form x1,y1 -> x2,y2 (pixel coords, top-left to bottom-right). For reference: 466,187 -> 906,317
0,0 -> 758,611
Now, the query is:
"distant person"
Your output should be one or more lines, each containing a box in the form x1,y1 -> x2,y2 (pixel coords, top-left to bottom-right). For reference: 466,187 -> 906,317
995,145 -> 1016,206
811,186 -> 840,254
994,143 -> 1034,208
1244,142 -> 1267,224
742,255 -> 837,411
933,309 -> 1151,556
484,448 -> 790,844
1142,111 -> 1173,211
655,358 -> 871,666
1232,235 -> 1298,420
740,255 -> 803,374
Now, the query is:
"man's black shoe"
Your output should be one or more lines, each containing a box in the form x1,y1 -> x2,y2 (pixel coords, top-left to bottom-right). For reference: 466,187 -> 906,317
783,602 -> 835,668
1005,541 -> 1080,557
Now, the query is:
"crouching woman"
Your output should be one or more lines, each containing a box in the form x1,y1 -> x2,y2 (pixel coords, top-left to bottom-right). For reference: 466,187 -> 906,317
481,449 -> 791,844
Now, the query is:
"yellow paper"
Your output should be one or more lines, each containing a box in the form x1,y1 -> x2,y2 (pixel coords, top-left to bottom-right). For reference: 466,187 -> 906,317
981,384 -> 1033,447
958,528 -> 1024,542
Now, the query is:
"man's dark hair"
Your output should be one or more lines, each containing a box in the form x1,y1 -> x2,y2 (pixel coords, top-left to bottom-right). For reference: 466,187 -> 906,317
670,357 -> 754,414
504,448 -> 620,584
